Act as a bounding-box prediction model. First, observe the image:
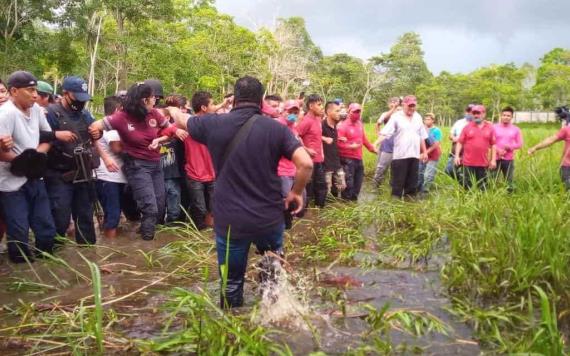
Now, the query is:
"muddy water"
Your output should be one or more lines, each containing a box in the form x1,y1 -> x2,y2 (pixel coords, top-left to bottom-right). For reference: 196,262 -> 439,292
0,186 -> 481,354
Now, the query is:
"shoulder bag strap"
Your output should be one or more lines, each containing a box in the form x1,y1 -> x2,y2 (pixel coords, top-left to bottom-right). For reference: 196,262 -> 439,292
219,114 -> 261,174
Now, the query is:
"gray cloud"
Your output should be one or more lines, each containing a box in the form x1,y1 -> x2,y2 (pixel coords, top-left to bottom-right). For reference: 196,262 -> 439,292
214,0 -> 570,73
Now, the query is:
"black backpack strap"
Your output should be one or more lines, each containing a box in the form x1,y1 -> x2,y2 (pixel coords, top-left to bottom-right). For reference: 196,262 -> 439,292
219,114 -> 261,174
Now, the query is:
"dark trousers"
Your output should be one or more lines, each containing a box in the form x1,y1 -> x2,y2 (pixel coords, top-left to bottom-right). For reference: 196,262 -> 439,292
216,225 -> 284,308
186,178 -> 214,230
391,158 -> 420,198
341,158 -> 364,201
164,178 -> 182,222
96,181 -> 124,230
45,176 -> 96,245
123,157 -> 165,240
493,160 -> 514,190
0,179 -> 56,263
121,185 -> 141,221
306,162 -> 327,208
462,166 -> 488,190
560,167 -> 570,190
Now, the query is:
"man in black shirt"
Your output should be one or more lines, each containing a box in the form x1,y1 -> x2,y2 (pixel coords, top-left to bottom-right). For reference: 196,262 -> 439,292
322,101 -> 346,197
168,76 -> 313,308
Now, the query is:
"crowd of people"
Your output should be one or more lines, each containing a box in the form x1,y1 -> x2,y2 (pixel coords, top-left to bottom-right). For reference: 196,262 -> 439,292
0,70 -> 569,308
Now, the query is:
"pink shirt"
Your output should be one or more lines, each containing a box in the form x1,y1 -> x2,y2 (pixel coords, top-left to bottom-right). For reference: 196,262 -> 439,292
276,117 -> 298,177
493,123 -> 523,161
556,127 -> 570,167
337,119 -> 375,160
297,112 -> 324,163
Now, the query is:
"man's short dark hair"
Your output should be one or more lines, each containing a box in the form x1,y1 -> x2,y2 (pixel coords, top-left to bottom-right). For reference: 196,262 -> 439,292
264,94 -> 283,102
502,106 -> 514,114
233,76 -> 264,106
305,94 -> 323,111
224,92 -> 234,99
192,91 -> 213,113
325,101 -> 339,114
165,94 -> 187,109
104,95 -> 123,116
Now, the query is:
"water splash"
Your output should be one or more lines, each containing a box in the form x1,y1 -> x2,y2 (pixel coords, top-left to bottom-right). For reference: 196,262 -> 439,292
255,255 -> 310,329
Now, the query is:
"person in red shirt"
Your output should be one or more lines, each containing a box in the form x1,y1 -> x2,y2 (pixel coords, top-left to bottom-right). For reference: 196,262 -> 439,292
528,118 -> 570,190
262,94 -> 282,119
337,103 -> 376,200
277,100 -> 302,195
89,83 -> 179,240
297,94 -> 327,208
454,105 -> 497,190
185,91 -> 217,230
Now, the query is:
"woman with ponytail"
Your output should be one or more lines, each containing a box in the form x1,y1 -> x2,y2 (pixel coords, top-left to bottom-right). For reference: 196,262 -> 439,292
89,83 -> 178,240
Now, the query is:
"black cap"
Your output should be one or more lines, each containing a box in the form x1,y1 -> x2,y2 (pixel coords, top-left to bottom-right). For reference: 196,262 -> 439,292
7,71 -> 37,89
143,79 -> 164,98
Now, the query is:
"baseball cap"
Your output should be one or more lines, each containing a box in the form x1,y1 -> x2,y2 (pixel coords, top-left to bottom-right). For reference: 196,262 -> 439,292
284,99 -> 299,111
402,95 -> 417,106
349,103 -> 362,112
37,81 -> 54,95
143,79 -> 164,98
62,76 -> 91,102
7,71 -> 37,89
471,105 -> 486,113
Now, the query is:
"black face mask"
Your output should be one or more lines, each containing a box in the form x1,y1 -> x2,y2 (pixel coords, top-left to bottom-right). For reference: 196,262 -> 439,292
66,96 -> 86,112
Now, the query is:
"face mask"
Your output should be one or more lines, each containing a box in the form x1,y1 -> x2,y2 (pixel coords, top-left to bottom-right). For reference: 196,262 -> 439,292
466,114 -> 473,121
67,96 -> 86,112
287,114 -> 297,123
350,112 -> 361,122
474,118 -> 483,124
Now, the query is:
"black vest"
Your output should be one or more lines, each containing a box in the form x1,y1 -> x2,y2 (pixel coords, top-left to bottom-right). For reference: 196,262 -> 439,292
46,104 -> 99,172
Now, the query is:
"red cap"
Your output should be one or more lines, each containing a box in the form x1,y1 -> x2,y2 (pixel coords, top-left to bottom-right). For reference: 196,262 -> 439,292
349,103 -> 362,112
284,99 -> 299,111
471,105 -> 486,113
402,95 -> 417,106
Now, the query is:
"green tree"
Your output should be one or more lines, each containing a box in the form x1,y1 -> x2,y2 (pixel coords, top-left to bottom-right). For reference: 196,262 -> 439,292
534,48 -> 570,108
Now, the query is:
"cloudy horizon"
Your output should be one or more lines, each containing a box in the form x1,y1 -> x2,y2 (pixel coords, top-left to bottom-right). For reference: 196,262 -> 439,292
214,0 -> 570,74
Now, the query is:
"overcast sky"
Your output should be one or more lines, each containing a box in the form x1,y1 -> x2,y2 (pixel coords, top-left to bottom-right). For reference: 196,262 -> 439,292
215,0 -> 570,74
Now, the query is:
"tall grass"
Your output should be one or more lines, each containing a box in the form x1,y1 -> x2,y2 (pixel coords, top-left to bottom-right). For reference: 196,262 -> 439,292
328,122 -> 570,352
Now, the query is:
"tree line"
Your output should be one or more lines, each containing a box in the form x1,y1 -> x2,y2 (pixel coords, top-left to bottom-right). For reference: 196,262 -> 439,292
1,0 -> 569,123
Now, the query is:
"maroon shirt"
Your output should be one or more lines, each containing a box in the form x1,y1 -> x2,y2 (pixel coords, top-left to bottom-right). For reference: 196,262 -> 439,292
103,109 -> 170,161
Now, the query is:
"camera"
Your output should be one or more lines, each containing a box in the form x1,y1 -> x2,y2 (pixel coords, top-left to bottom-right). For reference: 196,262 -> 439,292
555,106 -> 570,123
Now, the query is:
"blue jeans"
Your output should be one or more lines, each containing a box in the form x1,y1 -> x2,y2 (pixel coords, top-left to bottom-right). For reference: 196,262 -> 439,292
215,225 -> 284,308
0,179 -> 56,263
96,181 -> 124,230
187,178 -> 214,230
341,158 -> 364,201
45,176 -> 96,245
164,178 -> 182,222
418,160 -> 439,192
122,156 -> 165,240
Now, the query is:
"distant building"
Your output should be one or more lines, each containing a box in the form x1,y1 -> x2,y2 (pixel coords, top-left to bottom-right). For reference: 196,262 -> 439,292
514,111 -> 557,123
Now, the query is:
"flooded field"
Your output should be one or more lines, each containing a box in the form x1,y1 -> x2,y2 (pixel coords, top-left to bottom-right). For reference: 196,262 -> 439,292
0,202 -> 481,355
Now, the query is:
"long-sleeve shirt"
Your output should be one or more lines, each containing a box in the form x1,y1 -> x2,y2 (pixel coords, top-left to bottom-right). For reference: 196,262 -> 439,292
493,123 -> 523,161
337,119 -> 375,160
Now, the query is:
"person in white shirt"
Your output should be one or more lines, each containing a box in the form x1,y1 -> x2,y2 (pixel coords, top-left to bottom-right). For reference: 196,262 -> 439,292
0,71 -> 56,263
444,104 -> 474,179
376,95 -> 428,198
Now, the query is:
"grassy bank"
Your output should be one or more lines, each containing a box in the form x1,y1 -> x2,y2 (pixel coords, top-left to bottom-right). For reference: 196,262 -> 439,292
334,122 -> 569,353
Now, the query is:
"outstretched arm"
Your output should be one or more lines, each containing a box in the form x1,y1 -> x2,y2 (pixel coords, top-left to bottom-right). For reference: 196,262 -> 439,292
528,134 -> 558,155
